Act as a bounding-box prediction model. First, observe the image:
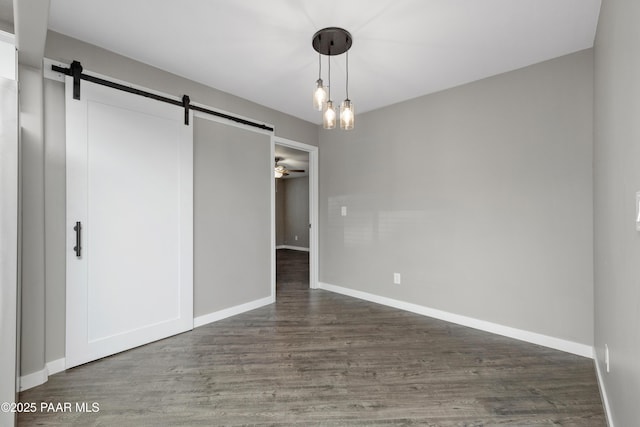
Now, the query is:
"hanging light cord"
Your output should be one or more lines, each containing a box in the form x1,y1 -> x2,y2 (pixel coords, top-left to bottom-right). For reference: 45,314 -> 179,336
346,51 -> 349,100
328,51 -> 331,100
318,53 -> 322,80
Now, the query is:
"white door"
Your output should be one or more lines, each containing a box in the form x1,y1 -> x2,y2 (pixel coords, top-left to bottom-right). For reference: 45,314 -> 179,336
65,77 -> 193,369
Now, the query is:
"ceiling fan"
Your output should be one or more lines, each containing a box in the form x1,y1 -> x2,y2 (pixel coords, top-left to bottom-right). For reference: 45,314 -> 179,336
274,157 -> 305,178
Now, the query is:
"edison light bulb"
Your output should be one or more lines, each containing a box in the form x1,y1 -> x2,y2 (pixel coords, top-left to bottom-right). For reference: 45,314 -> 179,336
323,100 -> 336,129
340,99 -> 355,130
313,79 -> 327,111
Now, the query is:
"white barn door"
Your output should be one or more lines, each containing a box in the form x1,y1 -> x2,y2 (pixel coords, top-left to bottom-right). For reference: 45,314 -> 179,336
65,77 -> 193,369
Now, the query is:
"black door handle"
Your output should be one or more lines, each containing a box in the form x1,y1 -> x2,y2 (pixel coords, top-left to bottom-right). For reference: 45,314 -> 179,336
73,221 -> 82,257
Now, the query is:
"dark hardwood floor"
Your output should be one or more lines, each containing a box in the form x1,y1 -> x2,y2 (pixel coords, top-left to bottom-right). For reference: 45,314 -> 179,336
19,249 -> 605,426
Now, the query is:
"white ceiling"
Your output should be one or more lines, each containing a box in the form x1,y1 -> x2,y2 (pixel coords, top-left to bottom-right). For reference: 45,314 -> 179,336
48,0 -> 601,125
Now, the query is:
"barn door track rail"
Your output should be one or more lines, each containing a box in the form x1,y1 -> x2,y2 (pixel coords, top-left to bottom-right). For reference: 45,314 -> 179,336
52,60 -> 274,132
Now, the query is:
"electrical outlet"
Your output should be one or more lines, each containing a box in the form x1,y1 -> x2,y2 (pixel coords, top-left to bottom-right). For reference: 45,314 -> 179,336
605,344 -> 610,373
341,206 -> 347,216
393,273 -> 401,284
295,235 -> 298,241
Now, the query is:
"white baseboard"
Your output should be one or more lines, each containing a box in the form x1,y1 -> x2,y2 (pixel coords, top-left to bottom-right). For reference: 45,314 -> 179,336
594,353 -> 615,427
19,368 -> 48,392
194,295 -> 274,328
276,245 -> 309,252
47,357 -> 66,376
19,357 -> 66,391
318,282 -> 593,359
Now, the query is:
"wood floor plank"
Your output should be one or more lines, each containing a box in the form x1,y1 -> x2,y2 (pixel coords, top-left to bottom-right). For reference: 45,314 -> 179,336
18,250 -> 605,426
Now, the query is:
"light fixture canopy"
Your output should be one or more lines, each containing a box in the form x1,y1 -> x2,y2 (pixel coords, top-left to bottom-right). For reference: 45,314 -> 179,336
312,27 -> 354,130
312,27 -> 352,56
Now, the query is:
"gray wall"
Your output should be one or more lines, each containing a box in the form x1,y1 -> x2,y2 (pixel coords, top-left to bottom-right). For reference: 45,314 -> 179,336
0,20 -> 13,34
22,32 -> 318,375
19,65 -> 46,376
284,177 -> 310,248
275,179 -> 285,246
593,0 -> 640,424
43,78 -> 65,362
319,49 -> 594,346
277,177 -> 310,248
194,119 -> 271,315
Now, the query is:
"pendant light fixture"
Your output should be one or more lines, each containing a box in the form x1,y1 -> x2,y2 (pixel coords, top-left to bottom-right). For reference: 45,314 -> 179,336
324,52 -> 336,129
340,51 -> 354,130
312,54 -> 327,111
312,27 -> 354,130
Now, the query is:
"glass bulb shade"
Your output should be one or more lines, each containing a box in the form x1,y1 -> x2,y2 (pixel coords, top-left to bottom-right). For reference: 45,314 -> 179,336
313,79 -> 327,111
323,100 -> 336,129
340,99 -> 355,130
274,170 -> 284,178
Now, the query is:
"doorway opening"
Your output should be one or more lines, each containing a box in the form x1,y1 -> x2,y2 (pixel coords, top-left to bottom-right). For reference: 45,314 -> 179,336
271,137 -> 318,298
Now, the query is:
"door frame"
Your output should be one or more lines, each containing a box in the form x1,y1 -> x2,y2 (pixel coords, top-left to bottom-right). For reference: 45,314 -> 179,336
271,137 -> 319,294
0,35 -> 18,427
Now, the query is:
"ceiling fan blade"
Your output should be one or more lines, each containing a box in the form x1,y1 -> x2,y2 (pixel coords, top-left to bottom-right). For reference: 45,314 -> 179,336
287,169 -> 306,173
